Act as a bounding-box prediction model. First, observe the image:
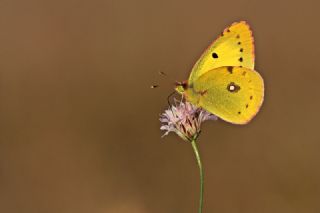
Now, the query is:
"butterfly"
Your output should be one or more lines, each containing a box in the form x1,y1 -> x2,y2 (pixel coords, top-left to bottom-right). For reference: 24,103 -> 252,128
175,21 -> 264,124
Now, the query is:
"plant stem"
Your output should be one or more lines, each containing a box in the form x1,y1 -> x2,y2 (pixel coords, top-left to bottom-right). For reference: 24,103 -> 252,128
191,139 -> 203,213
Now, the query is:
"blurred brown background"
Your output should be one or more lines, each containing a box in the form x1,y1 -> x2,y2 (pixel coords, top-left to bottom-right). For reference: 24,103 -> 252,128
0,0 -> 320,212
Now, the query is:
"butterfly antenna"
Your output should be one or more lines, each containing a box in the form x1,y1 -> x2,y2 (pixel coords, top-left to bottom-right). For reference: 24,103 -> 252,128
158,71 -> 167,76
150,71 -> 174,89
159,70 -> 179,84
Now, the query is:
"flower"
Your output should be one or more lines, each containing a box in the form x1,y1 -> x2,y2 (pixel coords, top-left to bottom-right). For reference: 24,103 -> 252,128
160,100 -> 217,142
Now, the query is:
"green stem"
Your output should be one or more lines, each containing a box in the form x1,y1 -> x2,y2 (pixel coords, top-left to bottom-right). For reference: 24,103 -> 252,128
191,139 -> 204,213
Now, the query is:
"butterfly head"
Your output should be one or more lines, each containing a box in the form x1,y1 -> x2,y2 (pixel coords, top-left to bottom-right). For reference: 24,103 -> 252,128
175,81 -> 188,94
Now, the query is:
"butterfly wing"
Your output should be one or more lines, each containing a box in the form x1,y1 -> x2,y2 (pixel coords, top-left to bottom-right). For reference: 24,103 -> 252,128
188,66 -> 264,124
188,21 -> 255,83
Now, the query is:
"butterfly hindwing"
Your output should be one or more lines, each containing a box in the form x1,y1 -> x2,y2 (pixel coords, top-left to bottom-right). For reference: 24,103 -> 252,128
188,21 -> 255,83
188,66 -> 264,124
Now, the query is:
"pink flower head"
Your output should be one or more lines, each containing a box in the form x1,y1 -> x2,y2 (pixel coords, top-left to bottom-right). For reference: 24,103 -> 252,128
160,100 -> 217,142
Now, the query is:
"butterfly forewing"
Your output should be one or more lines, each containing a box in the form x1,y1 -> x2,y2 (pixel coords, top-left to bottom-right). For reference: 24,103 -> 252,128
188,21 -> 255,83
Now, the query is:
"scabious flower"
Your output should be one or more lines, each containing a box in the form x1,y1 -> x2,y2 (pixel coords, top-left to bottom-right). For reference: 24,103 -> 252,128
160,100 -> 217,142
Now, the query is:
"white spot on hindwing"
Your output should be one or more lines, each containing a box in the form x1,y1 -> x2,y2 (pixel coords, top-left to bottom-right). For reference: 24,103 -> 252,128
227,82 -> 240,93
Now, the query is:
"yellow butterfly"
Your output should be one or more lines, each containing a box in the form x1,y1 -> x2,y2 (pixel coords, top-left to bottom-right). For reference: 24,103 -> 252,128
175,21 -> 264,124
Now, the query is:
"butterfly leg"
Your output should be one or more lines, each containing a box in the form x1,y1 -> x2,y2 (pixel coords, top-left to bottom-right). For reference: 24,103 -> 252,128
167,91 -> 176,107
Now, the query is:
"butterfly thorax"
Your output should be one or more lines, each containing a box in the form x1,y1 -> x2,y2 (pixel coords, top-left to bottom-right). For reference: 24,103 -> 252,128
175,81 -> 200,105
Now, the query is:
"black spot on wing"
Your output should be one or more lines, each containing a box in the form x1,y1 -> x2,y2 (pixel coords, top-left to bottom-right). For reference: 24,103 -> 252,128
227,66 -> 233,74
239,57 -> 243,62
240,48 -> 243,52
212,52 -> 218,58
